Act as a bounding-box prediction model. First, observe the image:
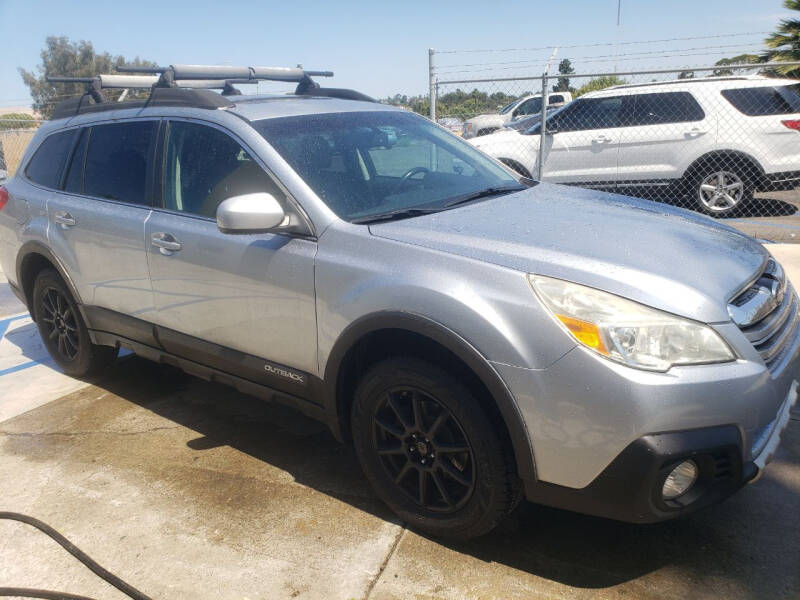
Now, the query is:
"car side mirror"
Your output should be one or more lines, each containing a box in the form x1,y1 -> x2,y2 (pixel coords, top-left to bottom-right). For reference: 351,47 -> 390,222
544,122 -> 559,135
217,192 -> 286,234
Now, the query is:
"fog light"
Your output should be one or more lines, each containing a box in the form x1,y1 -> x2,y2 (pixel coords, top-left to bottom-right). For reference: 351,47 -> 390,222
662,460 -> 698,500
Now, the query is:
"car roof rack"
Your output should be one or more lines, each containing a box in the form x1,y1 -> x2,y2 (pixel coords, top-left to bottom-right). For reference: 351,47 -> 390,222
604,75 -> 764,92
47,63 -> 375,120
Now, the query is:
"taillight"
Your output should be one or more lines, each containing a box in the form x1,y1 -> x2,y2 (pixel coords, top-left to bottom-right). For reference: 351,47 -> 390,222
782,119 -> 800,132
0,186 -> 8,212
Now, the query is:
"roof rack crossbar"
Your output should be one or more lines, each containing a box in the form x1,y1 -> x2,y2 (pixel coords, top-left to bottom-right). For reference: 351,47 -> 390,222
117,64 -> 333,84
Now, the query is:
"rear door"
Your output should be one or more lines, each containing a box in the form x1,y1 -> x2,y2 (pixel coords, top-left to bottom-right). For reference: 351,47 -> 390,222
616,91 -> 715,184
540,95 -> 630,185
144,119 -> 318,379
46,120 -> 157,318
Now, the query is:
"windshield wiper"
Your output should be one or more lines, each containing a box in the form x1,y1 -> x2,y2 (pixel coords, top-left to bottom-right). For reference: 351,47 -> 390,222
350,207 -> 442,224
443,185 -> 526,208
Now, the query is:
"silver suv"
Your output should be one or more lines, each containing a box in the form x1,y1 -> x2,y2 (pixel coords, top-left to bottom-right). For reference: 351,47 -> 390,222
0,65 -> 797,540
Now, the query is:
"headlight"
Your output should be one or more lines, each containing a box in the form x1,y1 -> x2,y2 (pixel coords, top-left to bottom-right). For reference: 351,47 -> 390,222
529,275 -> 734,371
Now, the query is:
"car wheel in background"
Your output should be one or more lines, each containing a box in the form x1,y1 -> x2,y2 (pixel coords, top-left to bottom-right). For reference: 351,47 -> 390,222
33,268 -> 117,376
687,161 -> 755,217
351,357 -> 521,540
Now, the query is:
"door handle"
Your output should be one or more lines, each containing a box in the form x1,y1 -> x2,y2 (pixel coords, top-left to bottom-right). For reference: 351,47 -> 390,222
592,135 -> 612,144
686,127 -> 708,137
151,232 -> 182,254
53,212 -> 76,228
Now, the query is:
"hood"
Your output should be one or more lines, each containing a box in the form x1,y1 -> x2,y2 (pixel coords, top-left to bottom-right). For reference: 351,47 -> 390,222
465,114 -> 505,127
470,128 -> 522,145
369,183 -> 767,323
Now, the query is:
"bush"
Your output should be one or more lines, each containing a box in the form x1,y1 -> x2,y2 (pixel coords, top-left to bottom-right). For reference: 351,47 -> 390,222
0,113 -> 37,130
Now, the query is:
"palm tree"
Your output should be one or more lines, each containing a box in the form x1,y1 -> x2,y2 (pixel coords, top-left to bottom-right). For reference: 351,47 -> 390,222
764,0 -> 800,77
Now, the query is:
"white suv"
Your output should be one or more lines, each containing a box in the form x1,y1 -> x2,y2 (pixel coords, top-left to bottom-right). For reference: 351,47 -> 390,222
461,92 -> 572,139
470,76 -> 800,215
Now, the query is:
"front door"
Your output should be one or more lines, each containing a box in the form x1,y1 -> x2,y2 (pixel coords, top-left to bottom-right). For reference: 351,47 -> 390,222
541,95 -> 629,185
145,120 -> 318,379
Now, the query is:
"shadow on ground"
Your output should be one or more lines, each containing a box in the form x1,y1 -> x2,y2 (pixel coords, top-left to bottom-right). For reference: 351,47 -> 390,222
618,187 -> 799,219
80,355 -> 800,598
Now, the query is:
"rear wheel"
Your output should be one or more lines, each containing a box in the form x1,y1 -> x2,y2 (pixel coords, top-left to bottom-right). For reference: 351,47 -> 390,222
687,161 -> 755,216
33,269 -> 117,376
351,357 -> 520,540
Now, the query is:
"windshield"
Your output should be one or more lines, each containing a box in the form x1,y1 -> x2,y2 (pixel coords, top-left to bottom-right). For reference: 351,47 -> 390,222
499,99 -> 520,114
255,111 -> 521,222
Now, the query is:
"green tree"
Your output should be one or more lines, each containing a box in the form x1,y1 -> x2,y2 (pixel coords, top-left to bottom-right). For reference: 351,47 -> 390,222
553,59 -> 575,93
19,36 -> 157,118
764,0 -> 800,77
0,113 -> 37,130
574,76 -> 627,97
712,54 -> 761,76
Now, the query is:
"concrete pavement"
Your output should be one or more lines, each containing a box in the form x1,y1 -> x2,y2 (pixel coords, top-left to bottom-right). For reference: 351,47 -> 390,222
1,249 -> 799,599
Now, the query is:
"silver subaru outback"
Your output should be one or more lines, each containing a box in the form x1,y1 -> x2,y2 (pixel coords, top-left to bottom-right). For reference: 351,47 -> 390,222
0,66 -> 797,540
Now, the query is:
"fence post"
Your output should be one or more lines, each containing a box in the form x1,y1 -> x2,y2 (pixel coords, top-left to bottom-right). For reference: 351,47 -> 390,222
537,72 -> 548,181
429,48 -> 436,121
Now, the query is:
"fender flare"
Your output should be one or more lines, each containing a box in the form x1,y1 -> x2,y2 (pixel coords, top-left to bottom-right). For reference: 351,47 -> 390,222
682,149 -> 766,182
323,311 -> 537,482
15,241 -> 83,319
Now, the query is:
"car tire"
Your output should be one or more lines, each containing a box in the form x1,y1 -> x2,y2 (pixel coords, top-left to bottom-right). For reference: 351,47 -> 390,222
351,357 -> 521,540
687,160 -> 755,217
33,268 -> 118,376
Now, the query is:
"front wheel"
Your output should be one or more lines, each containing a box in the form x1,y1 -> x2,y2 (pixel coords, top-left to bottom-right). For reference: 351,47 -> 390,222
33,269 -> 117,376
689,164 -> 754,216
351,357 -> 520,540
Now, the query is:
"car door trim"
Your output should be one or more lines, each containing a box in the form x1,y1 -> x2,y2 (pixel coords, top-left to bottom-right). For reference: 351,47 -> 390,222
83,305 -> 318,402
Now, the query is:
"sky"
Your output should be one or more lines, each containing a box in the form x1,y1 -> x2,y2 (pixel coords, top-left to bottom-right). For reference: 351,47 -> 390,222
0,0 -> 793,110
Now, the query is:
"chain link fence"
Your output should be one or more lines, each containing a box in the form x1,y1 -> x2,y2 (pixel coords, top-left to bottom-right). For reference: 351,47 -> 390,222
0,118 -> 45,183
429,40 -> 800,241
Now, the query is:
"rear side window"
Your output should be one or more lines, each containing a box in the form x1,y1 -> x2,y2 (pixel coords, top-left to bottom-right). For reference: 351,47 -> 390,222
84,121 -> 156,205
631,92 -> 705,125
25,130 -> 76,189
722,85 -> 800,116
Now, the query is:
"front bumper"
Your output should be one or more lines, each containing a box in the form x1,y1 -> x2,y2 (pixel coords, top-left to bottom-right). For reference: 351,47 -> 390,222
522,381 -> 797,523
492,324 -> 800,523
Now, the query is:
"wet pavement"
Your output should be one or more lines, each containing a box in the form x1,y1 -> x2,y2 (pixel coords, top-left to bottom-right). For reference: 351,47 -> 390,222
1,255 -> 800,599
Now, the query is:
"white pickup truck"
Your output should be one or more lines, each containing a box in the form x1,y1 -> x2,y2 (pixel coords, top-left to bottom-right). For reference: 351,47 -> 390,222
462,92 -> 572,139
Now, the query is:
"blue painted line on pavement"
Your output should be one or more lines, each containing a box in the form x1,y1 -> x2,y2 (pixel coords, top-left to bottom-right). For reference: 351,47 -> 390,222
0,360 -> 39,377
0,313 -> 31,340
0,313 -> 39,377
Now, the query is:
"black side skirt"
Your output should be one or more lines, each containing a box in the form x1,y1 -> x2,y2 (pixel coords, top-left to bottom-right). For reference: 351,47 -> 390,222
84,306 -> 327,424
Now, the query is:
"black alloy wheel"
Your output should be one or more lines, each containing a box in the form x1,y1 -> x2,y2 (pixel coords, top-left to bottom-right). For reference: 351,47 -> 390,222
39,286 -> 80,361
373,387 -> 476,512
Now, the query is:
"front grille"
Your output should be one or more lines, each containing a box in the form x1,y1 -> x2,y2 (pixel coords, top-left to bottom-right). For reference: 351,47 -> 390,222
730,258 -> 800,373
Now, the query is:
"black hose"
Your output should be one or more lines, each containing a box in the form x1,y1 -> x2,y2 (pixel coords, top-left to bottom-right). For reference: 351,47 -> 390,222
0,587 -> 101,600
0,512 -> 154,600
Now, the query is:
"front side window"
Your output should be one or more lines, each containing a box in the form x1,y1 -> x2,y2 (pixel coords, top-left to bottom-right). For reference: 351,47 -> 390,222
163,121 -> 283,219
255,111 -> 520,222
722,85 -> 800,116
630,92 -> 705,125
25,129 -> 76,189
84,121 -> 156,205
515,97 -> 543,117
552,97 -> 624,132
